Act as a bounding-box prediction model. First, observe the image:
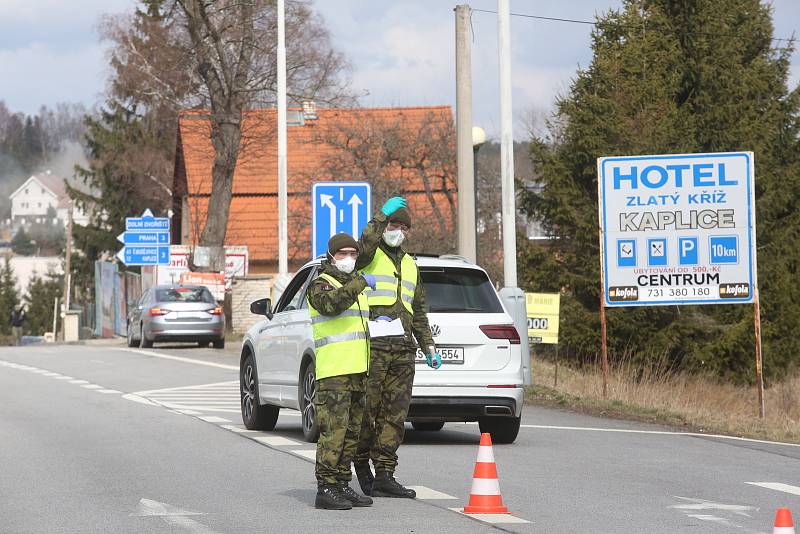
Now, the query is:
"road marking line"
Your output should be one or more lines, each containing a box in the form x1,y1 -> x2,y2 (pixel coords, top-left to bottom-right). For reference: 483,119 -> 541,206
82,384 -> 103,389
408,486 -> 458,500
220,425 -> 258,433
291,449 -> 317,460
670,497 -> 754,516
197,416 -> 231,423
31,369 -> 49,374
55,376 -> 73,380
69,379 -> 89,384
448,509 -> 530,524
252,436 -> 300,446
176,409 -> 203,415
134,380 -> 238,395
519,424 -> 800,448
122,349 -> 238,370
43,372 -> 61,377
745,482 -> 800,496
98,389 -> 122,394
122,393 -> 158,406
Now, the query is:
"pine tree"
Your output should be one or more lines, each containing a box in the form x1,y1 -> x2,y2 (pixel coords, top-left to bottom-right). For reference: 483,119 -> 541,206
24,270 -> 63,336
521,0 -> 800,382
0,255 -> 19,335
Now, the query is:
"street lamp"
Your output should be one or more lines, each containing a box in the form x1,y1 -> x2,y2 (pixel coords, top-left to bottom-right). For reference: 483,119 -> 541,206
472,126 -> 487,262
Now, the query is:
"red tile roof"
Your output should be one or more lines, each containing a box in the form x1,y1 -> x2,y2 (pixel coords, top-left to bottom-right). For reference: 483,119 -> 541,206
174,106 -> 456,263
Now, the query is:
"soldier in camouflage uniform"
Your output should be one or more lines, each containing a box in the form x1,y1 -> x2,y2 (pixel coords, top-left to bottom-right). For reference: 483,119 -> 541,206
307,233 -> 377,510
353,197 -> 442,498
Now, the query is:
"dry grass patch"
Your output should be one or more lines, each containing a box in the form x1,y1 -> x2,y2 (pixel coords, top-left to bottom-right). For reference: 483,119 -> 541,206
526,354 -> 800,444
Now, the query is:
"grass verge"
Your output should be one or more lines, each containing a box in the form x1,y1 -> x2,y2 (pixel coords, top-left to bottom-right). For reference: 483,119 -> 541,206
525,356 -> 800,444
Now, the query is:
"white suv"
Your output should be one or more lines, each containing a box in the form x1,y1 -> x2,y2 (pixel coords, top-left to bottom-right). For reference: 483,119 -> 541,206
239,254 -> 524,444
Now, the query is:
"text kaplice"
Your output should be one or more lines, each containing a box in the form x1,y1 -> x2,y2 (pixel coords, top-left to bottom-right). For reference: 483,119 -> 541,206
620,209 -> 735,231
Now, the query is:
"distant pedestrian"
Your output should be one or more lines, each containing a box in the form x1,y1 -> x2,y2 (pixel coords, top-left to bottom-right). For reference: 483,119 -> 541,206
306,233 -> 375,510
10,306 -> 26,346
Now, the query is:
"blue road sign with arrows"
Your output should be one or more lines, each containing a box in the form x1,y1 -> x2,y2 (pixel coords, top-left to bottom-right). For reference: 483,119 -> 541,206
312,182 -> 372,258
117,209 -> 172,265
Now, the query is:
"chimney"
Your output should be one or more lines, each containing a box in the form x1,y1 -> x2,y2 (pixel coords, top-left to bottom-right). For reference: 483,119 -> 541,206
302,101 -> 318,120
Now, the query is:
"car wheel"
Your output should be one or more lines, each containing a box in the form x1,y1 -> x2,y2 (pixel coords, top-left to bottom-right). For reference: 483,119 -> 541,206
411,421 -> 445,432
300,363 -> 320,442
139,324 -> 153,348
212,338 -> 225,349
478,416 -> 521,444
127,322 -> 139,347
240,352 -> 278,430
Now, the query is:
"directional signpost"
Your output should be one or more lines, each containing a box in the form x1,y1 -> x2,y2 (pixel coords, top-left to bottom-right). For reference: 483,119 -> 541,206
312,182 -> 371,258
117,209 -> 171,266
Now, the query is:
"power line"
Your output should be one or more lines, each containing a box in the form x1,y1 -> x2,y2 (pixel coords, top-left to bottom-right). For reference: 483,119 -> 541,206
471,8 -> 796,44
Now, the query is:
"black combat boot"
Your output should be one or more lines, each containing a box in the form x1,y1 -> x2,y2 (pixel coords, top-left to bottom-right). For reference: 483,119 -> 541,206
337,482 -> 373,507
354,463 -> 374,495
315,484 -> 353,510
370,472 -> 416,499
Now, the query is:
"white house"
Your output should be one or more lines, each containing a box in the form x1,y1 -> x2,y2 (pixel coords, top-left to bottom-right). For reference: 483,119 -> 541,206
9,171 -> 89,226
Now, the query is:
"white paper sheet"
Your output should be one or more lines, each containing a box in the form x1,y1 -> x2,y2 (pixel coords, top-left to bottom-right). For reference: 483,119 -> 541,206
367,318 -> 405,338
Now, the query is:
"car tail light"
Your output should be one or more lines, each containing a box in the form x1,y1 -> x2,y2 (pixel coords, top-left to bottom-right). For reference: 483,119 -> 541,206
479,324 -> 520,344
207,307 -> 224,316
149,307 -> 169,316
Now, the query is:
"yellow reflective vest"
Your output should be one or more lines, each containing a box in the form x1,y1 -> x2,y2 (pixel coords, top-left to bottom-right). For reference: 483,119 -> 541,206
361,248 -> 418,314
308,273 -> 370,380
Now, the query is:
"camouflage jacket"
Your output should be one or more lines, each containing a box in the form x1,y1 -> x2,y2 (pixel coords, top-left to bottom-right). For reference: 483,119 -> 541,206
355,212 -> 435,351
307,261 -> 369,317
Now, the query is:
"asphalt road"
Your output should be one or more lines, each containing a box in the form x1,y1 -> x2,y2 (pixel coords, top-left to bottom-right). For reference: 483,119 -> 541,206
1,342 -> 798,533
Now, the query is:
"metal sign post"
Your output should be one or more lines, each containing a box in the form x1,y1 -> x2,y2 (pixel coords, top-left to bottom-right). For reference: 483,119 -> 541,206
597,152 -> 761,414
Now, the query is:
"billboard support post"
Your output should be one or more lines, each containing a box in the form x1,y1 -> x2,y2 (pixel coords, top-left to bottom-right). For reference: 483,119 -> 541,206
599,286 -> 609,400
754,290 -> 765,418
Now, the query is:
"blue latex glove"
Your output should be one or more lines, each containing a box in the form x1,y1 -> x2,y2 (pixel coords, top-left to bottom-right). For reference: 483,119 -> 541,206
375,316 -> 392,321
426,347 -> 442,369
381,196 -> 407,216
362,274 -> 376,290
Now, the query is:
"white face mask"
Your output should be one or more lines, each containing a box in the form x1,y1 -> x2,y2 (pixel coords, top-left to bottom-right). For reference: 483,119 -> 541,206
333,255 -> 356,274
383,229 -> 405,248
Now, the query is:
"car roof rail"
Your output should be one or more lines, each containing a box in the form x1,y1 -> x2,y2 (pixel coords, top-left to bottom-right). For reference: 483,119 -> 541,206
438,254 -> 472,264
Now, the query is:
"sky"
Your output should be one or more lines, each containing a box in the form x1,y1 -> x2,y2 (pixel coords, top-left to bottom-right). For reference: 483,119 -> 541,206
0,0 -> 798,139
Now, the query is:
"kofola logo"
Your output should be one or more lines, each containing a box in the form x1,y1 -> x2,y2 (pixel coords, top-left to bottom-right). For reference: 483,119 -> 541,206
719,283 -> 750,298
609,286 -> 638,301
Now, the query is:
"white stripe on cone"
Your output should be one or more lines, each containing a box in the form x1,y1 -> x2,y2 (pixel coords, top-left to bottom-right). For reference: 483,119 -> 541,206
774,528 -> 795,534
470,477 -> 502,495
476,446 -> 495,463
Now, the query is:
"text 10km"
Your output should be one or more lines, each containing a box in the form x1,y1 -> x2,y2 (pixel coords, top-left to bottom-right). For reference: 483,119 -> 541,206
612,163 -> 738,190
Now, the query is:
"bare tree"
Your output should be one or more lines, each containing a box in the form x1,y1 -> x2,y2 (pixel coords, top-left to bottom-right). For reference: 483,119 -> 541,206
99,0 -> 353,270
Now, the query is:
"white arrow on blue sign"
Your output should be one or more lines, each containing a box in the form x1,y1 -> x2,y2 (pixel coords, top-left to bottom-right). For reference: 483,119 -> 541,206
312,182 -> 371,258
117,209 -> 172,266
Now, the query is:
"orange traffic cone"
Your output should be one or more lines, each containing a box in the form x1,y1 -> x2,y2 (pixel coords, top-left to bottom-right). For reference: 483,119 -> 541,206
774,508 -> 795,534
463,432 -> 509,514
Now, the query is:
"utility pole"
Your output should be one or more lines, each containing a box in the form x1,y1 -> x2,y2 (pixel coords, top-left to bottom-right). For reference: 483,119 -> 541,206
277,0 -> 288,277
61,202 -> 73,341
455,4 -> 476,263
496,0 -> 532,385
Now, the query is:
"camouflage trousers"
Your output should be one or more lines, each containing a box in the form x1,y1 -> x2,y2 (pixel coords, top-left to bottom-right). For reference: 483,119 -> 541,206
314,373 -> 366,486
354,345 -> 415,475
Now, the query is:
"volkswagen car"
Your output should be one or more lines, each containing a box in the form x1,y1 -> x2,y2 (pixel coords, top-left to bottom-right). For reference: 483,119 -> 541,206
239,254 -> 524,443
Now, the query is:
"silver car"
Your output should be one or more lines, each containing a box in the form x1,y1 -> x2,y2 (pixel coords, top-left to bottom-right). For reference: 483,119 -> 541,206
127,284 -> 225,349
240,254 -> 524,444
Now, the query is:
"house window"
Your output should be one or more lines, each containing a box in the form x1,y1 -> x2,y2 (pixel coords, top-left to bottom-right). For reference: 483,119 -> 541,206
38,202 -> 42,208
41,188 -> 45,194
25,188 -> 29,194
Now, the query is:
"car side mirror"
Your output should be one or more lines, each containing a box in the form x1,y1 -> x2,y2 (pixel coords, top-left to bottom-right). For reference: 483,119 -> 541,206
250,298 -> 273,320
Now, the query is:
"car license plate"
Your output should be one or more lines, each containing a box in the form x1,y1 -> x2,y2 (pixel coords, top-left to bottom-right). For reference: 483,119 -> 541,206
415,347 -> 464,365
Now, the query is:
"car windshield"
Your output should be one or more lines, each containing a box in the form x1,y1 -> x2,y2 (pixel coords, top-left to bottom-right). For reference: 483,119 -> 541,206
155,287 -> 215,303
421,267 -> 503,313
